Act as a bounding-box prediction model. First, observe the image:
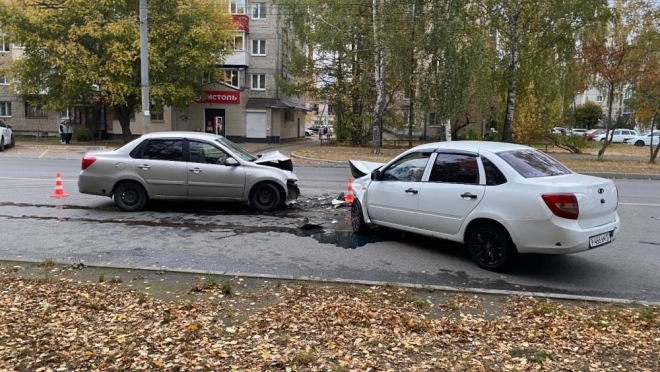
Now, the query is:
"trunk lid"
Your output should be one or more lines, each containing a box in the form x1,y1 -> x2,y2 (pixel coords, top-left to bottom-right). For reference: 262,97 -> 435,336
529,174 -> 617,228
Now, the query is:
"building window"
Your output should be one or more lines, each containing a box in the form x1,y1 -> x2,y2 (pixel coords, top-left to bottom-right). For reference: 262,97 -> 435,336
624,90 -> 632,99
60,108 -> 73,119
12,41 -> 24,49
234,34 -> 244,51
224,69 -> 242,88
25,102 -> 45,118
1,37 -> 9,52
251,74 -> 266,90
252,2 -> 267,19
428,112 -> 437,126
0,76 -> 7,85
230,0 -> 245,14
0,102 -> 11,117
151,112 -> 164,121
327,104 -> 333,115
596,95 -> 603,102
251,40 -> 266,56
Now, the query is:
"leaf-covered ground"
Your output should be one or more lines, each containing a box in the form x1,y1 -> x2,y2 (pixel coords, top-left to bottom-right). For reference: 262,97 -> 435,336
1,264 -> 658,371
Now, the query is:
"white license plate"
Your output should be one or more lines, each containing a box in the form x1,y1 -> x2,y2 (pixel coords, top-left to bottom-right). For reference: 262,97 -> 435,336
589,232 -> 612,248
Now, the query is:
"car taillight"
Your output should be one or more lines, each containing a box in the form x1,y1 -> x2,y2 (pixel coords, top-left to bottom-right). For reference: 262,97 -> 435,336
542,193 -> 579,220
81,156 -> 97,170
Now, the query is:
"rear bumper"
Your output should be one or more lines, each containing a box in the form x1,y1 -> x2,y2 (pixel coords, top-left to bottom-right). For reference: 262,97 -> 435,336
509,214 -> 620,254
78,173 -> 116,197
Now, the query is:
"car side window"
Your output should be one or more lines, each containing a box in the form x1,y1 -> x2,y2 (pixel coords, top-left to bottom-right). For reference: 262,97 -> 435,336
0,122 -> 5,128
480,156 -> 507,186
382,152 -> 431,182
189,141 -> 229,164
428,153 -> 479,184
139,139 -> 184,161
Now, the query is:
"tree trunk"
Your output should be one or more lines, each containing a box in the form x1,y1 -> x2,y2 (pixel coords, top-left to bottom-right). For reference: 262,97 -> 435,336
597,81 -> 615,160
502,1 -> 520,143
113,104 -> 134,143
651,112 -> 660,163
371,0 -> 385,154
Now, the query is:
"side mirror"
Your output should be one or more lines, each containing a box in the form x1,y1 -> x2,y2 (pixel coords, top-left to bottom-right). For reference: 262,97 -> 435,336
371,169 -> 381,181
6,125 -> 12,130
224,158 -> 239,166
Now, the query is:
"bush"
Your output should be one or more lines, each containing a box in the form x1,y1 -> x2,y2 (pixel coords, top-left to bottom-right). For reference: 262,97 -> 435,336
73,126 -> 94,142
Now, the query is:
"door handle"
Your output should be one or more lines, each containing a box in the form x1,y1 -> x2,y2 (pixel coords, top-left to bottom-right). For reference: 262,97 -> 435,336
461,192 -> 478,199
138,164 -> 151,170
405,188 -> 418,194
189,168 -> 202,173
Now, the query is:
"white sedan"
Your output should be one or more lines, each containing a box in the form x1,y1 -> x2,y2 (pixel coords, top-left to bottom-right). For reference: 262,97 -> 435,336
0,120 -> 16,151
348,141 -> 620,271
626,131 -> 660,146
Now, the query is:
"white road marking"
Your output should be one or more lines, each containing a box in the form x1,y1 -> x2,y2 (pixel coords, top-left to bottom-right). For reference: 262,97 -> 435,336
38,150 -> 49,158
619,202 -> 660,207
0,177 -> 75,182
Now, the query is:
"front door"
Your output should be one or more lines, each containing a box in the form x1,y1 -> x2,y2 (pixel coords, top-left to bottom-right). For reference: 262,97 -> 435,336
366,152 -> 432,229
205,109 -> 225,136
417,153 -> 485,235
186,140 -> 246,199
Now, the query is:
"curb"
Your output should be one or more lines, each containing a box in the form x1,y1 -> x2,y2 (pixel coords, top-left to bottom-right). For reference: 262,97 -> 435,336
15,144 -> 107,151
291,152 -> 660,180
4,258 -> 659,307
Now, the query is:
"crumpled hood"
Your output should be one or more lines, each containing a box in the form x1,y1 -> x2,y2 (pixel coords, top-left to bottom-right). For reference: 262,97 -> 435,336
255,151 -> 294,172
348,159 -> 385,179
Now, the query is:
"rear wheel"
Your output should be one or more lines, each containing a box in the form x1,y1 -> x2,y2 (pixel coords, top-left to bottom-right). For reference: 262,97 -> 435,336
9,135 -> 15,148
114,182 -> 147,211
467,224 -> 516,272
0,137 -> 4,152
351,199 -> 369,234
635,140 -> 645,147
249,183 -> 282,212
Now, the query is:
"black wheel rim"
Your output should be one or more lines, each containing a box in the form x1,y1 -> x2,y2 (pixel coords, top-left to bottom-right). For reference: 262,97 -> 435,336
121,188 -> 140,206
472,230 -> 506,267
351,203 -> 362,231
256,189 -> 273,206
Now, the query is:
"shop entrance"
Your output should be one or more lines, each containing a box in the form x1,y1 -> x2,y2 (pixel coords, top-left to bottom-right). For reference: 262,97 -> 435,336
204,109 -> 226,136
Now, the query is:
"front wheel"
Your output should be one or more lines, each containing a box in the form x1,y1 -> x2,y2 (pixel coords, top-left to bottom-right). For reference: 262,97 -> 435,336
635,140 -> 645,147
114,182 -> 147,211
351,199 -> 369,234
0,137 -> 4,152
467,224 -> 516,272
9,135 -> 15,148
249,183 -> 282,212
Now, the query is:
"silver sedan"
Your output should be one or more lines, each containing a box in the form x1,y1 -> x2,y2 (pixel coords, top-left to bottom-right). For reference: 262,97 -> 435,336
78,132 -> 300,212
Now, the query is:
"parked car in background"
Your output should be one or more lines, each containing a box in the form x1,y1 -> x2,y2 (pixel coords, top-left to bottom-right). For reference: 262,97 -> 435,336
625,130 -> 660,146
585,129 -> 606,141
570,128 -> 588,136
306,125 -> 333,135
78,132 -> 300,212
593,129 -> 638,143
551,127 -> 568,135
0,120 -> 16,151
304,128 -> 314,136
348,141 -> 620,272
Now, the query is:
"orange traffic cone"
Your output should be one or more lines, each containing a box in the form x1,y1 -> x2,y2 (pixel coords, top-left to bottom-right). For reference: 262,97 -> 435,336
345,178 -> 354,204
50,172 -> 69,198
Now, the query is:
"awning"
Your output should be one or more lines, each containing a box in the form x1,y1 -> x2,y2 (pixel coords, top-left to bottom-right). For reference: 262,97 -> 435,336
246,98 -> 311,111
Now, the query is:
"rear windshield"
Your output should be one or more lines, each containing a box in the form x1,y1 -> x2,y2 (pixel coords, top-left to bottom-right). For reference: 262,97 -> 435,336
497,149 -> 571,178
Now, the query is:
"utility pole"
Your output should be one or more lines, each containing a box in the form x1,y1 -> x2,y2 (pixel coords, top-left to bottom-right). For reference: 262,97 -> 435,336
407,3 -> 416,149
139,0 -> 151,134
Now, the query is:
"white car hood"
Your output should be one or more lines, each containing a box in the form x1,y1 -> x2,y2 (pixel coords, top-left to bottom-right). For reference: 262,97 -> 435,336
348,159 -> 385,179
255,151 -> 294,172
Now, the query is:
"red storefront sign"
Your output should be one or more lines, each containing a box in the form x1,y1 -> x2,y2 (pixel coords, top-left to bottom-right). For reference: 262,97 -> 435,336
198,90 -> 241,104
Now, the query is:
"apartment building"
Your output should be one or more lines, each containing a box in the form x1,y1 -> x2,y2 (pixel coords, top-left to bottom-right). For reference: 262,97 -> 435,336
305,100 -> 335,128
3,0 -> 307,143
573,85 -> 632,124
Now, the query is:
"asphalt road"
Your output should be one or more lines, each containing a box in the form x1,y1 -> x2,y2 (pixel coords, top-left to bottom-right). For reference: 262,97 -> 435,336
1,149 -> 659,303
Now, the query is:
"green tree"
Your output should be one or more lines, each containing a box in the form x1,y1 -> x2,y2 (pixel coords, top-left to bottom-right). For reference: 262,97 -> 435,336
0,0 -> 235,143
574,101 -> 603,129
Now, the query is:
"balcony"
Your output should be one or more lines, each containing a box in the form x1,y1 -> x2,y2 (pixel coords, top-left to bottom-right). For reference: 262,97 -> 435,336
224,50 -> 248,67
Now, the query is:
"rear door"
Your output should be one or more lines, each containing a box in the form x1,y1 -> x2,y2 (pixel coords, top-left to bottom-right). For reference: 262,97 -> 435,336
366,151 -> 432,229
417,152 -> 486,235
186,140 -> 246,199
133,139 -> 188,197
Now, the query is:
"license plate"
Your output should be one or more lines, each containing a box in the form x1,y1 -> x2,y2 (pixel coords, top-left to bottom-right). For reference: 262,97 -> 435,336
589,232 -> 612,248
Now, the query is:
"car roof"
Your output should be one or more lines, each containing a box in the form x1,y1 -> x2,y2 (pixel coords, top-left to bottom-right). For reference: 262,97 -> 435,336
414,141 -> 531,153
139,131 -> 223,141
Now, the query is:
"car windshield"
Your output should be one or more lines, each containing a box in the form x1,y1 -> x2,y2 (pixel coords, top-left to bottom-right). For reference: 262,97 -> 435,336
497,149 -> 572,178
215,137 -> 257,162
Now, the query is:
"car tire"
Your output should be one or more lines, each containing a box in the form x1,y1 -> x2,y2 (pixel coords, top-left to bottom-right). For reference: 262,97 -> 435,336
0,137 -> 4,152
467,224 -> 516,272
114,182 -> 148,212
351,199 -> 369,234
635,140 -> 645,147
600,138 -> 605,142
249,183 -> 282,212
9,135 -> 15,148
